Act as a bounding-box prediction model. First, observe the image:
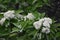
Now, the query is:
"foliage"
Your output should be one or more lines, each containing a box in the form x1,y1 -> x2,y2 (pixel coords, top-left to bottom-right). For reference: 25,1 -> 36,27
0,0 -> 60,40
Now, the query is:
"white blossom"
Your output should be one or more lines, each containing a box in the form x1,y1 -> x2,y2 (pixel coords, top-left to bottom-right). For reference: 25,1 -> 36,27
33,21 -> 42,30
33,17 -> 52,30
33,18 -> 44,30
42,27 -> 50,34
4,10 -> 15,19
43,17 -> 52,28
0,18 -> 6,25
44,17 -> 52,24
26,13 -> 35,20
43,21 -> 50,28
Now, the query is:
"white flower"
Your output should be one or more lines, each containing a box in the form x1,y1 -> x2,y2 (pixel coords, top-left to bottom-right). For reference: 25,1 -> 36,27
4,10 -> 15,19
42,17 -> 52,28
42,27 -> 50,34
33,18 -> 44,30
44,17 -> 52,24
33,21 -> 42,30
43,21 -> 50,28
0,18 -> 6,25
26,13 -> 35,20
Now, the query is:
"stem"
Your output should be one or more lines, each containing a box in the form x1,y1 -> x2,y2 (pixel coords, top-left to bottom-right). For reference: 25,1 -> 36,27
46,34 -> 49,40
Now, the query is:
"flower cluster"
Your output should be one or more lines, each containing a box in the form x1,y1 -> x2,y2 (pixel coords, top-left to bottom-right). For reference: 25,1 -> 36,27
33,17 -> 52,34
0,11 -> 35,25
0,10 -> 15,25
16,13 -> 35,21
0,18 -> 6,25
24,13 -> 35,21
4,10 -> 15,19
26,13 -> 35,20
0,10 -> 52,34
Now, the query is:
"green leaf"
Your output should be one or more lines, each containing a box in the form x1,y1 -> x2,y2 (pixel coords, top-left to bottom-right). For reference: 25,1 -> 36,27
15,10 -> 24,14
56,32 -> 60,37
0,13 -> 3,19
12,27 -> 20,32
52,23 -> 60,27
